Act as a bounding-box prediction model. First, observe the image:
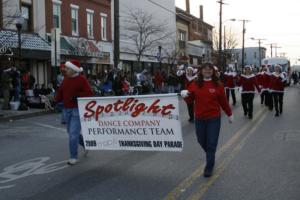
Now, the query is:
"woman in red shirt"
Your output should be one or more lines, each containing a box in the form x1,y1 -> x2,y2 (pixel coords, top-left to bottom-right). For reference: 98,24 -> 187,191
181,63 -> 233,177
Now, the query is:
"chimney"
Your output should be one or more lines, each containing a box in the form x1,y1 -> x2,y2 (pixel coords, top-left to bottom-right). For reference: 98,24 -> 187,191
200,5 -> 203,20
185,0 -> 190,14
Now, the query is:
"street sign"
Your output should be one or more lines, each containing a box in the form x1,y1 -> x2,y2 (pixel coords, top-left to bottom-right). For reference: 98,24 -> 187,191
51,28 -> 61,67
78,94 -> 183,151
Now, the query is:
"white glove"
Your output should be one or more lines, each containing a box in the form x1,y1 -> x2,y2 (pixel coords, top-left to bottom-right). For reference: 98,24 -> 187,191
228,115 -> 234,124
180,90 -> 189,98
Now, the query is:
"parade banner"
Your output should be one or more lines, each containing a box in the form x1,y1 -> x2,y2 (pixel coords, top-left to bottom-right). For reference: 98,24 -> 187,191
78,94 -> 183,151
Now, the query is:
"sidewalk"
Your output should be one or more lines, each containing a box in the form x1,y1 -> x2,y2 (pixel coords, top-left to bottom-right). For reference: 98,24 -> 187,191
0,108 -> 51,122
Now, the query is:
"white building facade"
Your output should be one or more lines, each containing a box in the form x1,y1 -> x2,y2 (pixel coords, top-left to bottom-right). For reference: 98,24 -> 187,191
118,0 -> 176,73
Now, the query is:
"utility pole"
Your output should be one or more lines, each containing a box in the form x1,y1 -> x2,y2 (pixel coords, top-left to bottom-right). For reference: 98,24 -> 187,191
251,38 -> 266,67
114,0 -> 120,68
239,19 -> 250,70
217,0 -> 227,71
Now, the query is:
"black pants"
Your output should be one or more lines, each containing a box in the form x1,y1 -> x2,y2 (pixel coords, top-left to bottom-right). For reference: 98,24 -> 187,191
261,91 -> 269,106
187,103 -> 194,120
241,93 -> 254,118
272,92 -> 284,114
266,91 -> 273,110
226,88 -> 236,105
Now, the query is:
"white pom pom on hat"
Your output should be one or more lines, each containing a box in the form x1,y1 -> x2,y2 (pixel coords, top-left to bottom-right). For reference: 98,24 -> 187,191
65,60 -> 83,73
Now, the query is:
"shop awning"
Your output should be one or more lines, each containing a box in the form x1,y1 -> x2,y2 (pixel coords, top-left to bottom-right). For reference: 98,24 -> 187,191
66,37 -> 101,57
0,30 -> 51,52
60,36 -> 75,55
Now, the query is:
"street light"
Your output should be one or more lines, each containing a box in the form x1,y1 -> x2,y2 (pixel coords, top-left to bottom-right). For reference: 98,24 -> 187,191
15,15 -> 24,66
250,37 -> 266,68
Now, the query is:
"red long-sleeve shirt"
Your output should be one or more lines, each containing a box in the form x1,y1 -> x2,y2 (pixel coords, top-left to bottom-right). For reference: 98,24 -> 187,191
256,72 -> 271,91
55,75 -> 93,108
238,74 -> 260,93
224,72 -> 237,89
270,73 -> 285,93
187,80 -> 232,119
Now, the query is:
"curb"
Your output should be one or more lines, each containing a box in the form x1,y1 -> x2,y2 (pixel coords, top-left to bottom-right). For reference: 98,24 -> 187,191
0,110 -> 55,123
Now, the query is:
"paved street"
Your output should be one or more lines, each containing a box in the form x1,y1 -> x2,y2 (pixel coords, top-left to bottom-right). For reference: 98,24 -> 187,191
0,87 -> 300,200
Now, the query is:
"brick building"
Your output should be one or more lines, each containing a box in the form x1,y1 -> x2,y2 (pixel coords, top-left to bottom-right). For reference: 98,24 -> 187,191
45,0 -> 113,77
176,0 -> 213,65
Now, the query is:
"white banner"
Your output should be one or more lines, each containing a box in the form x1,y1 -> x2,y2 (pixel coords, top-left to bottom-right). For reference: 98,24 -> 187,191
78,94 -> 183,151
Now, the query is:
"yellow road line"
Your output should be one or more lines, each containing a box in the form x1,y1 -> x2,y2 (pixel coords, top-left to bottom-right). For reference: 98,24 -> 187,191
186,110 -> 268,200
163,108 -> 265,200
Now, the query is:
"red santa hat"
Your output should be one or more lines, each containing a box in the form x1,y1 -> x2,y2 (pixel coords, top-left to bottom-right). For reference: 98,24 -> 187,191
65,60 -> 83,73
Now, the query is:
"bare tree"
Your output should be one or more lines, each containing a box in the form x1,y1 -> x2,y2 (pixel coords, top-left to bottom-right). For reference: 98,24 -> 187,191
163,37 -> 182,67
213,27 -> 239,52
1,0 -> 21,28
121,9 -> 172,68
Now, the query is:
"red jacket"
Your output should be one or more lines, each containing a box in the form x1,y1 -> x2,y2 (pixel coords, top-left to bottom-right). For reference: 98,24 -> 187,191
270,72 -> 285,93
184,76 -> 197,104
187,80 -> 232,119
238,74 -> 260,93
224,72 -> 237,89
256,72 -> 271,91
55,75 -> 93,108
256,72 -> 264,87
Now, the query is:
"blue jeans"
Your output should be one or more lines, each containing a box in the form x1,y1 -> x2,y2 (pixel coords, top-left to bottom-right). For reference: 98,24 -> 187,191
65,108 -> 84,159
195,117 -> 221,170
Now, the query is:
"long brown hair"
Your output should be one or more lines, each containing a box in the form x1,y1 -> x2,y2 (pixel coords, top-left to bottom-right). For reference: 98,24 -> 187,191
197,63 -> 222,87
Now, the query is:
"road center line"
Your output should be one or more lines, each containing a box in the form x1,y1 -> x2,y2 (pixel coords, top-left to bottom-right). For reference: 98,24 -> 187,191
163,108 -> 265,200
186,111 -> 268,200
31,122 -> 66,133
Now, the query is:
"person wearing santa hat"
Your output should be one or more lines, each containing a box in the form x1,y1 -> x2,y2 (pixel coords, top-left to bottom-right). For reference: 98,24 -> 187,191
180,63 -> 233,177
269,65 -> 286,117
256,65 -> 272,107
177,65 -> 198,122
237,65 -> 260,119
224,66 -> 237,106
55,60 -> 93,165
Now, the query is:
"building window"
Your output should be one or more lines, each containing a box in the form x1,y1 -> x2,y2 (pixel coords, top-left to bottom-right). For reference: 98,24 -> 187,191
190,57 -> 193,64
53,1 -> 61,29
179,30 -> 186,49
21,4 -> 31,31
254,52 -> 257,59
71,5 -> 79,35
101,13 -> 107,41
87,9 -> 94,38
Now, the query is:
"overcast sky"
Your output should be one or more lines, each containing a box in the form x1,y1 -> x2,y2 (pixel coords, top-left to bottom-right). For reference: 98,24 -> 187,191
176,0 -> 300,65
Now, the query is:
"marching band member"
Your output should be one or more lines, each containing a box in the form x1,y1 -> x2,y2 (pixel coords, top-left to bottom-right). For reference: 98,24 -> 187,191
181,63 -> 233,177
224,66 -> 237,105
237,65 -> 260,119
177,65 -> 198,122
270,65 -> 286,117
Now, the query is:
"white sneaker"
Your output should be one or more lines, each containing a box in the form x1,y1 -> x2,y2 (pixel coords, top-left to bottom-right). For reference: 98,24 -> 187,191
67,158 -> 78,165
